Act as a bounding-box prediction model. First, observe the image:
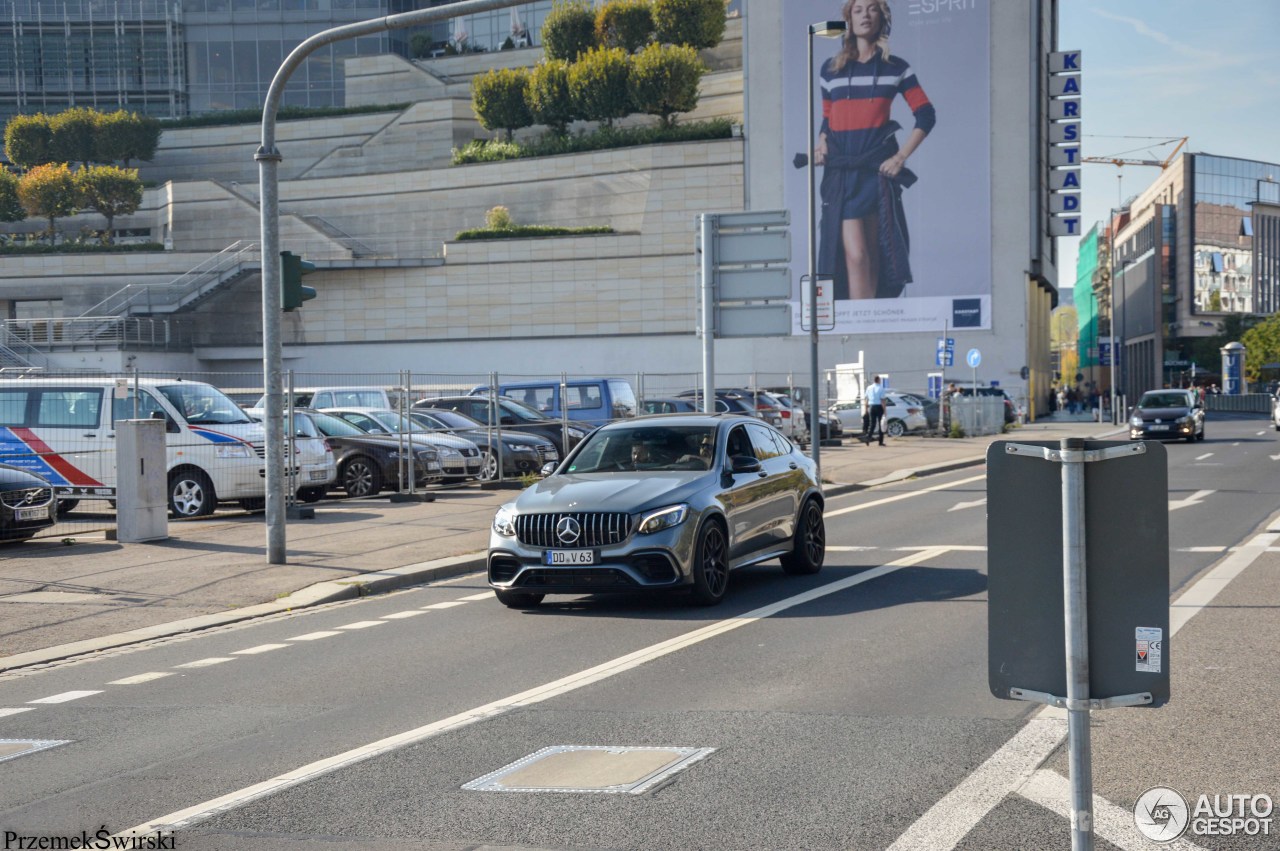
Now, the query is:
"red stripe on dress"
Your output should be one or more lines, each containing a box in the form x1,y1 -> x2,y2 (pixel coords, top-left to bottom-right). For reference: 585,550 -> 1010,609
902,85 -> 931,112
11,427 -> 103,486
827,97 -> 892,132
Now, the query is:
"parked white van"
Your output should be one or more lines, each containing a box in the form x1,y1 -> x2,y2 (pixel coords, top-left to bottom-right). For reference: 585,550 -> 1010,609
0,377 -> 296,517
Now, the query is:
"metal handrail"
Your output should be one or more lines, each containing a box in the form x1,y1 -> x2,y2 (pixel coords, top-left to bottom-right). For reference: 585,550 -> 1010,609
78,241 -> 261,317
3,316 -> 195,351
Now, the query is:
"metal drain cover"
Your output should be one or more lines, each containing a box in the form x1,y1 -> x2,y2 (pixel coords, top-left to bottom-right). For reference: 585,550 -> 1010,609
463,746 -> 715,794
0,739 -> 70,764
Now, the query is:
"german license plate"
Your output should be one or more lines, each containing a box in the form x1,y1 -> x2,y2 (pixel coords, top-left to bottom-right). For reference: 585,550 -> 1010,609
544,549 -> 595,566
1148,425 -> 1169,432
16,506 -> 44,521
309,470 -> 329,481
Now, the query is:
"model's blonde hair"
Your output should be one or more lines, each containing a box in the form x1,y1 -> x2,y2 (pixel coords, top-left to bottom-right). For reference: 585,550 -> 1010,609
830,0 -> 893,72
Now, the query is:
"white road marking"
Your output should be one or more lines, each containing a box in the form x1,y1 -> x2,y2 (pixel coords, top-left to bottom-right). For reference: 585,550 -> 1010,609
1177,546 -> 1227,553
894,545 -> 987,552
947,498 -> 987,512
0,707 -> 34,718
381,610 -> 425,619
175,658 -> 234,669
287,631 -> 340,641
886,523 -> 1280,850
1019,769 -> 1209,851
1194,453 -> 1213,461
826,545 -> 877,552
108,672 -> 175,685
28,690 -> 102,704
1232,442 -> 1241,447
1271,453 -> 1280,461
456,592 -> 493,602
1258,431 -> 1267,436
335,621 -> 385,630
422,601 -> 467,610
826,474 -> 987,518
121,548 -> 946,837
233,644 -> 291,655
1168,489 -> 1214,511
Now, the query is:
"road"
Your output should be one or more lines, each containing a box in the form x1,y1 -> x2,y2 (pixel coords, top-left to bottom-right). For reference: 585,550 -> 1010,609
2,416 -> 1278,850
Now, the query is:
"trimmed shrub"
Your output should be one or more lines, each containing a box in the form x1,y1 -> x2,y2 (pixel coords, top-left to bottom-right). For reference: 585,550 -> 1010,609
629,43 -> 706,128
471,68 -> 533,141
49,107 -> 99,167
455,224 -> 614,241
450,117 -> 733,164
18,163 -> 78,236
409,32 -> 434,59
596,0 -> 655,53
527,60 -> 577,136
542,0 -> 597,61
0,241 -> 164,255
93,110 -> 162,167
485,205 -> 514,229
652,0 -> 726,49
568,47 -> 633,127
75,165 -> 144,243
4,114 -> 54,170
0,170 -> 25,223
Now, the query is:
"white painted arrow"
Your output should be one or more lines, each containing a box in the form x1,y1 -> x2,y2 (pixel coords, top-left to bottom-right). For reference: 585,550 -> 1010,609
948,498 -> 987,512
1168,489 -> 1214,511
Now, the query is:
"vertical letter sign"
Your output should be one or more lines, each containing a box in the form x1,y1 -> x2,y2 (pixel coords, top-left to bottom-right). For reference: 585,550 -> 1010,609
1048,51 -> 1082,237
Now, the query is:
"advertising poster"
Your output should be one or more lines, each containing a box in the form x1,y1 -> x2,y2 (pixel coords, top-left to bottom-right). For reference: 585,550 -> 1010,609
781,0 -> 992,335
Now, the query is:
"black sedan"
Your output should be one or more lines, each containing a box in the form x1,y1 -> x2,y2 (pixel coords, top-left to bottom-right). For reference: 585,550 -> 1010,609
413,395 -> 593,456
406,408 -> 559,481
0,463 -> 57,541
299,410 -> 444,498
487,414 -> 825,609
1129,389 -> 1206,442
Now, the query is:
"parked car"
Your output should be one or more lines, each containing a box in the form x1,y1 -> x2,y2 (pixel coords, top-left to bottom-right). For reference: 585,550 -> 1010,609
771,392 -> 842,441
0,463 -> 57,541
299,410 -> 443,497
413,395 -> 593,457
829,392 -> 929,437
1273,392 -> 1280,432
1129,389 -> 1205,442
896,392 -> 941,429
278,411 -> 338,505
466,378 -> 638,427
953,386 -> 1019,424
406,408 -> 558,481
674,390 -> 780,426
248,386 -> 391,417
487,414 -> 825,608
320,408 -> 484,481
641,397 -> 703,415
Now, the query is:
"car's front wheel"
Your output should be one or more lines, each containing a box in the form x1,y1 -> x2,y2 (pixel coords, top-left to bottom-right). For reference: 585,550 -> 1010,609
341,456 -> 382,498
477,448 -> 500,482
780,498 -> 825,575
689,520 -> 730,606
886,419 -> 906,438
495,589 -> 544,609
169,469 -> 216,517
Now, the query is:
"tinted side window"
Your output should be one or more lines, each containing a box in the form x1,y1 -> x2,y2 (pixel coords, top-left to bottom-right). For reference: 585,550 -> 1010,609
725,426 -> 752,458
0,391 -> 31,426
112,390 -> 167,424
746,423 -> 782,460
38,390 -> 102,428
607,380 -> 637,418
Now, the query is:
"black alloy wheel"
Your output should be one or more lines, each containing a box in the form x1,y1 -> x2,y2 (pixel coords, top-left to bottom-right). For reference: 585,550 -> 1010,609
781,499 -> 825,575
341,457 -> 382,498
690,520 -> 730,606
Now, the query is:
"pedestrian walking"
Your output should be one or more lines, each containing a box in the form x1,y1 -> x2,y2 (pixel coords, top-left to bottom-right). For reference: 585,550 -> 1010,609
864,376 -> 886,445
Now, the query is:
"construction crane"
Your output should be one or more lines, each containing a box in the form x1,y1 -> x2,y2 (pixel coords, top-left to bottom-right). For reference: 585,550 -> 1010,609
1082,136 -> 1188,169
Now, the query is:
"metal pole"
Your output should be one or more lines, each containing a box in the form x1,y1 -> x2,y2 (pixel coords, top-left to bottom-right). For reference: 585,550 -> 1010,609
700,214 -> 715,413
1061,436 -> 1094,851
1108,217 -> 1117,424
560,371 -> 569,454
491,371 -> 504,482
806,28 -> 821,472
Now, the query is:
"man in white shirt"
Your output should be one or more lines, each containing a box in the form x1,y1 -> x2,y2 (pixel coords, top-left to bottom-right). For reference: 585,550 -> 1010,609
864,376 -> 886,446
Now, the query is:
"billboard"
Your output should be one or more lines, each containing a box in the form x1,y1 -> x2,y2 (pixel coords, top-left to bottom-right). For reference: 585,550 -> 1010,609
781,0 -> 991,335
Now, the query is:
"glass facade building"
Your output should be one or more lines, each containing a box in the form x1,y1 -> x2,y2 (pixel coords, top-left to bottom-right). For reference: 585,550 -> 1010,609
1190,154 -> 1279,316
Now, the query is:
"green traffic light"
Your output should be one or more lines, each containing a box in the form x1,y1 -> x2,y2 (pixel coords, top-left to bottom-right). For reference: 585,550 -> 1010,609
280,250 -> 317,311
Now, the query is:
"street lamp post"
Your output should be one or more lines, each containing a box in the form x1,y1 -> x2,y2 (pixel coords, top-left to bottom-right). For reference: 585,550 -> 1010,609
807,19 -> 845,470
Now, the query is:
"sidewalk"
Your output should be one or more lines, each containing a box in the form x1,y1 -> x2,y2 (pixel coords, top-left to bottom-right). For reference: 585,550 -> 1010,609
0,415 -> 1122,671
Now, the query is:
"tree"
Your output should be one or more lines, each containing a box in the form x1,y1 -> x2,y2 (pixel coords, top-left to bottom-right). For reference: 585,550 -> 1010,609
542,0 -> 597,61
596,0 -> 654,53
3,114 -> 53,170
1242,313 -> 1280,384
17,163 -> 79,237
94,111 -> 162,167
75,165 -> 143,243
0,170 -> 26,223
651,0 -> 726,50
527,60 -> 577,136
568,47 -> 633,127
628,42 -> 706,128
471,68 -> 533,141
50,107 -> 99,167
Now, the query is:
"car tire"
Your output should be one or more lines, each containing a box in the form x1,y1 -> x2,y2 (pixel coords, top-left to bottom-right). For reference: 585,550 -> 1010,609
169,469 -> 216,517
477,448 -> 500,482
1196,425 -> 1205,441
341,456 -> 382,498
494,589 -> 544,609
57,499 -> 79,514
886,419 -> 906,438
298,486 -> 326,503
780,498 -> 825,575
689,519 -> 730,606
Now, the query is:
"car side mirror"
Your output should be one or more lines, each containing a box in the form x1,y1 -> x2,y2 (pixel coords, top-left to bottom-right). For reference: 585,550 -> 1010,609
729,455 -> 762,475
539,461 -> 557,477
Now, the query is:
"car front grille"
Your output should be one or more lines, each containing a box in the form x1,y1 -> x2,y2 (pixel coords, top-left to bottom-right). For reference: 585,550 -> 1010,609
252,443 -> 266,459
460,446 -> 480,458
1,487 -> 52,508
517,568 -> 635,588
515,512 -> 631,548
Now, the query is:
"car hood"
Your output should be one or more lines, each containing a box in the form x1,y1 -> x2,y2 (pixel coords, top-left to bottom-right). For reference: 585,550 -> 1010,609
407,432 -> 478,451
1135,406 -> 1192,419
517,471 -> 710,514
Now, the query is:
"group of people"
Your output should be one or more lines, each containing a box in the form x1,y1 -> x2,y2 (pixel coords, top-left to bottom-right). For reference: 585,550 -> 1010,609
1049,384 -> 1099,416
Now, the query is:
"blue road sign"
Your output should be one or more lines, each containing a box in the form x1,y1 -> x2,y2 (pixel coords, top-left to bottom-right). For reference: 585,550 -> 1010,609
967,348 -> 982,368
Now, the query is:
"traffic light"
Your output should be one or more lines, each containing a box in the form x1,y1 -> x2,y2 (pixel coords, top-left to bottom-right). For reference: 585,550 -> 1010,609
280,251 -> 317,311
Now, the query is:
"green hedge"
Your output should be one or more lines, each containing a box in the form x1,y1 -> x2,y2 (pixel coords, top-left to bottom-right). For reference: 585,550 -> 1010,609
159,103 -> 412,129
0,241 -> 165,255
455,224 -> 614,241
451,116 -> 732,164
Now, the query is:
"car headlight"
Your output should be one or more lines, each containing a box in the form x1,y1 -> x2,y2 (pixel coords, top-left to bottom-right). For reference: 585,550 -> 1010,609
637,503 -> 689,535
439,447 -> 462,458
1130,416 -> 1143,427
415,449 -> 438,461
217,444 -> 252,458
493,505 -> 517,536
565,427 -> 587,439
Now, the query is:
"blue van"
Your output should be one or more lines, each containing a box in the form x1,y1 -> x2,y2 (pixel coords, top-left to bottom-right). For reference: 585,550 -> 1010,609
469,378 -> 637,427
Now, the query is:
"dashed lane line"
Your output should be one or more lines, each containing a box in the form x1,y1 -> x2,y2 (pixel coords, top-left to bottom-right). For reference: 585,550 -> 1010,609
287,631 -> 341,641
1194,453 -> 1213,461
456,592 -> 494,601
381,611 -> 426,619
825,474 -> 988,518
335,621 -> 385,630
422,601 -> 467,610
233,644 -> 291,655
174,658 -> 234,669
28,690 -> 102,704
108,672 -> 175,685
0,708 -> 34,718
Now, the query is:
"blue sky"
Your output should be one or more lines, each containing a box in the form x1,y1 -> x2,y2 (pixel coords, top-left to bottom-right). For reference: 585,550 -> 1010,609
1057,0 -> 1280,291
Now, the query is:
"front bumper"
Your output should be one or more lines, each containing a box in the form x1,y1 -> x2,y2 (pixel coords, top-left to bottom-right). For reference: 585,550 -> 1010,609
1130,422 -> 1195,440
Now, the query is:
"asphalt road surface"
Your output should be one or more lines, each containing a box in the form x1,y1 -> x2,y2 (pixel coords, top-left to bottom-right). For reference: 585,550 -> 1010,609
2,416 -> 1278,850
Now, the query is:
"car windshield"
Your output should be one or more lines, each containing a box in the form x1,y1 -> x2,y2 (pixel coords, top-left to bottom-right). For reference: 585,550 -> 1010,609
421,409 -> 482,430
1139,393 -> 1190,408
497,397 -> 555,422
370,410 -> 429,433
566,425 -> 718,473
159,385 -> 254,425
308,412 -> 370,437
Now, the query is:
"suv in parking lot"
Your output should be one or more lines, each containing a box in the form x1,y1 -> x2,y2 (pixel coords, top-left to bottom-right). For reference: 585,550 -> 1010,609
414,395 -> 593,456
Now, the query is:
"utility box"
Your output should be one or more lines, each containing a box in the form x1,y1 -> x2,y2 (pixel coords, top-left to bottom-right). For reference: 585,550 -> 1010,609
116,419 -> 168,543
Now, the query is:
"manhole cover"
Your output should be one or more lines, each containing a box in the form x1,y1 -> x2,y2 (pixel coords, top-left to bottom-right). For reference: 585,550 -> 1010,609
0,739 -> 70,764
463,746 -> 714,794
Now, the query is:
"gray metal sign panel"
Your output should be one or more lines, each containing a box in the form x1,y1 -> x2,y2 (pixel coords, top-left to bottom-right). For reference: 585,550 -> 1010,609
1049,168 -> 1081,190
1049,74 -> 1081,97
714,231 -> 790,265
716,267 -> 792,301
1049,147 -> 1082,167
1048,50 -> 1083,73
987,440 -> 1170,706
715,304 -> 792,338
1049,99 -> 1082,120
709,210 -> 789,229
